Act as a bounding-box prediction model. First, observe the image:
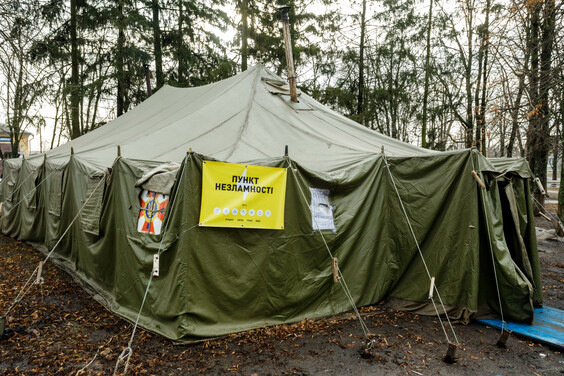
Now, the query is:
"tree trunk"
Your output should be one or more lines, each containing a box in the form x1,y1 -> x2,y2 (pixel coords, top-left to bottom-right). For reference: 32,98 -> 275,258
559,121 -> 564,222
499,114 -> 506,157
553,122 -> 559,180
527,0 -> 555,207
116,0 -> 125,116
559,140 -> 564,221
70,0 -> 81,139
50,91 -> 61,150
527,1 -> 541,204
478,0 -> 491,155
421,0 -> 433,148
240,0 -> 248,72
10,56 -> 24,158
152,0 -> 164,89
474,34 -> 484,152
507,73 -> 525,157
178,1 -> 185,81
558,52 -> 564,221
464,0 -> 474,148
357,0 -> 367,124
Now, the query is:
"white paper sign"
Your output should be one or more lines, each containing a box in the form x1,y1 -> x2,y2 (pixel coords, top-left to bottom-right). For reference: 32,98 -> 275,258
310,188 -> 336,231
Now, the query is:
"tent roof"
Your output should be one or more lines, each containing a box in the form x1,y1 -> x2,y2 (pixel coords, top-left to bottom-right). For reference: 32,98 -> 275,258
29,65 -> 433,171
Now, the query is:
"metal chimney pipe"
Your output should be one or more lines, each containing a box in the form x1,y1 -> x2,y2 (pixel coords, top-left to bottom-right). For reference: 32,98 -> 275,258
144,64 -> 153,97
278,6 -> 298,103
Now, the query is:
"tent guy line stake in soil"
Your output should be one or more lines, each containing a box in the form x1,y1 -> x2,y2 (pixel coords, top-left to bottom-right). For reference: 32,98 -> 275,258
0,176 -> 105,337
284,156 -> 372,345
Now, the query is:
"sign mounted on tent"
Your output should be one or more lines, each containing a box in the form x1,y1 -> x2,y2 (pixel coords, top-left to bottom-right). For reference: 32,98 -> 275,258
138,190 -> 169,235
199,161 -> 287,229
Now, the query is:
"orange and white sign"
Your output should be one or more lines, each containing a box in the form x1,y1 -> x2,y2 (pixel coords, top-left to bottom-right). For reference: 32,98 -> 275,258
138,190 -> 169,235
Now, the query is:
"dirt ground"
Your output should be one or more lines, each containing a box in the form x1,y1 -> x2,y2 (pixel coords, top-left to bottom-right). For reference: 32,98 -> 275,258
0,228 -> 563,375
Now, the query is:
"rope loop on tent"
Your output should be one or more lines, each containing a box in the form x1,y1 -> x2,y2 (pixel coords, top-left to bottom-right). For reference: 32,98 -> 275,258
284,157 -> 371,341
1,176 -> 105,330
470,161 -> 506,331
113,155 -> 187,375
382,152 -> 459,345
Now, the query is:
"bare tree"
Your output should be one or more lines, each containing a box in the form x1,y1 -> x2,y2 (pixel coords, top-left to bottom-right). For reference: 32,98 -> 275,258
0,1 -> 49,157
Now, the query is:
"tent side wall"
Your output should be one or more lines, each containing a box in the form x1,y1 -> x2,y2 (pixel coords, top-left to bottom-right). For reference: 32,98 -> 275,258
1,158 -> 68,247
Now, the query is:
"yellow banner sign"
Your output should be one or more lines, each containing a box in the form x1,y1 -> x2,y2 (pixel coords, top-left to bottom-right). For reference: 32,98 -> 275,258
199,161 -> 287,229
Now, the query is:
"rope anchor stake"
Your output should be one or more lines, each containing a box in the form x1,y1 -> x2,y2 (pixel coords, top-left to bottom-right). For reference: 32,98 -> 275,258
496,328 -> 511,348
361,335 -> 377,359
444,341 -> 458,364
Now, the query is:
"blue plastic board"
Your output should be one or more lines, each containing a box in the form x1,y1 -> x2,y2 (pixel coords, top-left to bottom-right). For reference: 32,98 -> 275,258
476,306 -> 564,350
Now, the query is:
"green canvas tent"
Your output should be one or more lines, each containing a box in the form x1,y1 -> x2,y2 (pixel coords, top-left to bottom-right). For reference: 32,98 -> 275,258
0,65 -> 542,342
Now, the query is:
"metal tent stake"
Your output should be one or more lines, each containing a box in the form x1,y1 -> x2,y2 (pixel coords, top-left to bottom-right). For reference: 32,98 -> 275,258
496,328 -> 511,348
361,335 -> 376,359
443,341 -> 458,364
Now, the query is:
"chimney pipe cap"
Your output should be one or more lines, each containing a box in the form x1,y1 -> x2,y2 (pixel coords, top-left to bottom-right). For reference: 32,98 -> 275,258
277,5 -> 290,20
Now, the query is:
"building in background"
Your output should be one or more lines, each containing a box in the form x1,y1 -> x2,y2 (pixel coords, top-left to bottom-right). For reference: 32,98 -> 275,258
0,126 -> 33,157
0,126 -> 34,177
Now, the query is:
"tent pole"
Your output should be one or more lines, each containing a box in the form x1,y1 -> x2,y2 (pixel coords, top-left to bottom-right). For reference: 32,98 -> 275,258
278,6 -> 298,103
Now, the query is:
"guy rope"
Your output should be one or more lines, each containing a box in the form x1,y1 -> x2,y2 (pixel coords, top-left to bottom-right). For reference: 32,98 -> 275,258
382,151 -> 460,363
0,176 -> 105,337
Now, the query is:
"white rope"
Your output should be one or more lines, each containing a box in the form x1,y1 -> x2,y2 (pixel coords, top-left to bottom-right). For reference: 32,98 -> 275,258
113,156 -> 187,376
76,325 -> 129,375
2,177 -> 105,320
382,153 -> 459,344
76,348 -> 100,375
531,195 -> 562,224
471,160 -> 506,331
285,157 -> 371,340
3,266 -> 40,318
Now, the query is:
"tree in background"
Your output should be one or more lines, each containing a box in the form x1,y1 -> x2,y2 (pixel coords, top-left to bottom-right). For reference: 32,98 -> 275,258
526,0 -> 556,206
163,0 -> 234,87
0,0 -> 561,189
0,0 -> 48,157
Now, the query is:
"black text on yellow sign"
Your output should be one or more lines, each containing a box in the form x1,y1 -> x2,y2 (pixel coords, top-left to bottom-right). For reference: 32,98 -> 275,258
199,161 -> 287,229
